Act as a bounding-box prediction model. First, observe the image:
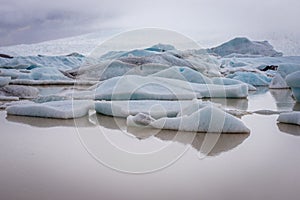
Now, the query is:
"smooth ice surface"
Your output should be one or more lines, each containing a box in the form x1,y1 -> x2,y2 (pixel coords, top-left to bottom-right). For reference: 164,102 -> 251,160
127,105 -> 250,133
0,77 -> 10,87
277,112 -> 300,126
95,100 -> 213,118
94,75 -> 248,100
6,100 -> 94,119
226,72 -> 271,86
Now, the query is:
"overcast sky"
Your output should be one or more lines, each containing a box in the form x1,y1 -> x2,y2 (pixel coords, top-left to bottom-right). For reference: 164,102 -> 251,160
0,0 -> 299,46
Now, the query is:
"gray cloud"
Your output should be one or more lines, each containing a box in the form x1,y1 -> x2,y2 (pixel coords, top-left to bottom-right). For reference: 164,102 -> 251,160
0,0 -> 299,46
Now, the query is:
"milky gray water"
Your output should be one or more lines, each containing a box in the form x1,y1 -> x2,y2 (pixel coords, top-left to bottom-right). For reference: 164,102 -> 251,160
0,88 -> 300,200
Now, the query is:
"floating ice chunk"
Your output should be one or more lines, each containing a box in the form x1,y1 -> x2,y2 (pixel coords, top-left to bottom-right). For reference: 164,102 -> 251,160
118,53 -> 193,68
277,64 -> 300,79
146,43 -> 176,52
212,77 -> 256,91
6,100 -> 94,119
286,71 -> 300,87
9,79 -> 97,85
74,60 -> 169,81
30,67 -> 71,80
33,95 -> 70,103
277,112 -> 300,126
127,105 -> 250,133
94,75 -> 248,100
286,71 -> 300,102
0,96 -> 19,101
269,73 -> 289,89
0,100 -> 33,109
0,77 -> 11,87
150,66 -> 212,84
95,99 -> 213,118
182,51 -> 221,77
0,85 -> 39,99
226,71 -> 271,86
0,68 -> 22,78
208,37 -> 282,57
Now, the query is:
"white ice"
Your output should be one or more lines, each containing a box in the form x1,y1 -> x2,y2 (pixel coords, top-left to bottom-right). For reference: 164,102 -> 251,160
212,77 -> 256,91
94,75 -> 248,100
286,71 -> 300,102
150,66 -> 212,84
269,73 -> 289,89
95,99 -> 215,118
226,71 -> 271,86
127,104 -> 250,133
0,85 -> 39,99
0,77 -> 11,87
208,37 -> 283,57
277,112 -> 300,126
6,100 -> 94,119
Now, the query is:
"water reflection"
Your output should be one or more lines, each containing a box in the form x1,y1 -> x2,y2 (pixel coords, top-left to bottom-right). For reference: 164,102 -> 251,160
277,123 -> 300,136
249,87 -> 269,96
209,98 -> 248,110
269,89 -> 295,111
293,103 -> 300,111
6,114 -> 95,128
96,114 -> 250,156
5,111 -> 250,156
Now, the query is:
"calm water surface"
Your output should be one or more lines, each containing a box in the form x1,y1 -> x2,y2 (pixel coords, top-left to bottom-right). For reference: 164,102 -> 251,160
0,88 -> 300,200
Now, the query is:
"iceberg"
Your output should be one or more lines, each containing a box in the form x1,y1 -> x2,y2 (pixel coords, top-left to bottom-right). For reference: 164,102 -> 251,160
208,37 -> 283,57
269,73 -> 289,89
95,99 -> 214,118
0,85 -> 39,99
94,75 -> 248,100
6,100 -> 94,119
0,96 -> 19,101
0,77 -> 11,87
277,64 -> 300,79
127,105 -> 250,133
286,71 -> 300,102
30,67 -> 71,80
226,71 -> 271,86
212,77 -> 256,91
150,66 -> 212,84
277,112 -> 300,126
